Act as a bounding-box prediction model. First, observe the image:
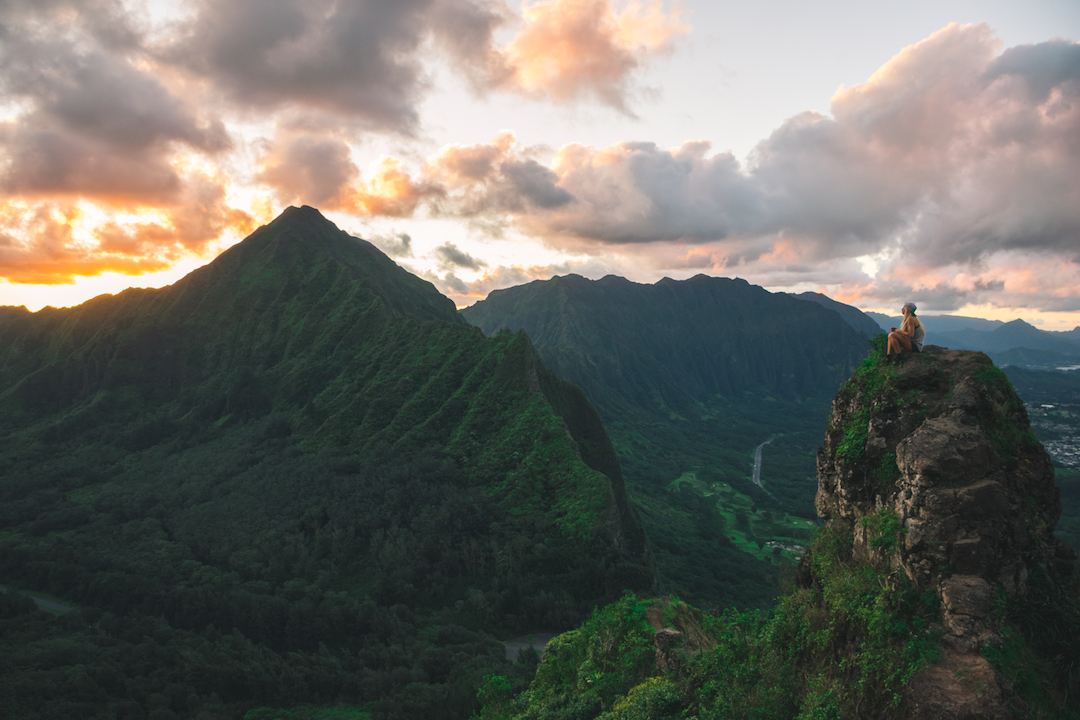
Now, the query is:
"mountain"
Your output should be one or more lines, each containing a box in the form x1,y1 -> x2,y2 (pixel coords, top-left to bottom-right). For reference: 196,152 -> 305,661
476,344 -> 1080,720
787,291 -> 883,338
866,313 -> 1080,367
993,346 -> 1080,368
461,274 -> 870,609
865,312 -> 1006,334
462,274 -> 867,421
0,207 -> 652,719
948,318 -> 1080,354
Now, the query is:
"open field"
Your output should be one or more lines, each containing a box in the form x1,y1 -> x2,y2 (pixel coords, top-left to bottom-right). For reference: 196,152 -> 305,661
669,470 -> 817,563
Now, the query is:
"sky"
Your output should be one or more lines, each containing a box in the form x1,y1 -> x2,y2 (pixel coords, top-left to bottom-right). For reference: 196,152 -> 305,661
1,0 -> 1079,329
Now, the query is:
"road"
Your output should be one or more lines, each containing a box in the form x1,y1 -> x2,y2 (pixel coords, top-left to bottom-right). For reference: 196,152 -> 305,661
753,438 -> 774,489
0,584 -> 73,613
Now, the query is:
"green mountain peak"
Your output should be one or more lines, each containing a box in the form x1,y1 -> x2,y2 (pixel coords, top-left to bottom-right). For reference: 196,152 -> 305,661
0,208 -> 653,717
180,204 -> 464,327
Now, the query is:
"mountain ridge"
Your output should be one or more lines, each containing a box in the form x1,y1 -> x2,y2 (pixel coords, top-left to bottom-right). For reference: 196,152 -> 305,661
0,207 -> 652,719
462,272 -> 872,609
474,344 -> 1080,720
463,272 -> 868,421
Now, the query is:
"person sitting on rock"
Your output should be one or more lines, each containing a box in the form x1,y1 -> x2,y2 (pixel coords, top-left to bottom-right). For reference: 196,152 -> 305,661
887,301 -> 924,361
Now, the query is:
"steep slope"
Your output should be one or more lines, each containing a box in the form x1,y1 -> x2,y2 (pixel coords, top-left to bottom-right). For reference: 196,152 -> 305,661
462,273 -> 869,609
788,291 -> 884,338
815,345 -> 1077,718
463,274 -> 866,421
0,208 -> 650,719
476,342 -> 1080,720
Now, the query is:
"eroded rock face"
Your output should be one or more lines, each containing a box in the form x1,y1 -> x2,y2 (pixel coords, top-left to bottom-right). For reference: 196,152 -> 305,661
815,346 -> 1076,717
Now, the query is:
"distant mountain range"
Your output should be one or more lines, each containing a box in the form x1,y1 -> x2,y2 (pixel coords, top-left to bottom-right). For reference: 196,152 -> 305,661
866,312 -> 1080,366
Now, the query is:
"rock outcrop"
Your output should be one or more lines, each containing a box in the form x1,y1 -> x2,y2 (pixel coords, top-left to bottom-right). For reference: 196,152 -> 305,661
816,345 -> 1077,717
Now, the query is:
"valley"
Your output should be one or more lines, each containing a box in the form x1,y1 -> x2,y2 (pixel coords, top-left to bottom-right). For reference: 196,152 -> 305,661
2,209 -> 1077,719
667,469 -> 815,563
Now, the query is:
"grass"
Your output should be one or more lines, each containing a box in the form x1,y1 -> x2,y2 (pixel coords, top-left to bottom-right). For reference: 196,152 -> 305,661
668,469 -> 817,563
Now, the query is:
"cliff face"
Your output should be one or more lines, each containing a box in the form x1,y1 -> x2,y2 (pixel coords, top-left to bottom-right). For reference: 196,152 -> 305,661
472,342 -> 1080,720
816,344 -> 1077,717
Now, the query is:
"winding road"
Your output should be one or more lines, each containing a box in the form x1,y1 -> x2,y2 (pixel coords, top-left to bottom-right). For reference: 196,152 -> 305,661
752,438 -> 773,488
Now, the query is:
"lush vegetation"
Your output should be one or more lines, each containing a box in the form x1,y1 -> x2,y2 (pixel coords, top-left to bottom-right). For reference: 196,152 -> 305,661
472,339 -> 1080,720
475,523 -> 943,720
5,208 -> 1077,718
475,522 -> 1080,720
462,274 -> 870,609
0,208 -> 650,719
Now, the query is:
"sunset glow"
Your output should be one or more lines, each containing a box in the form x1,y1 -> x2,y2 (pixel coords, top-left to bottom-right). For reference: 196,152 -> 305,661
0,0 -> 1077,329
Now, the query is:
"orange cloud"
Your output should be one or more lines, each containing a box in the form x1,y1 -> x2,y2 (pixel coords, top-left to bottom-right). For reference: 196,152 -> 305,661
347,158 -> 441,218
0,203 -> 172,284
257,132 -> 361,211
0,173 -> 253,285
256,127 -> 444,218
503,0 -> 688,108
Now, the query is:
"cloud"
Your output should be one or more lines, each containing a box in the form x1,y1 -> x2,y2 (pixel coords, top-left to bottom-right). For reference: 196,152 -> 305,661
0,173 -> 253,284
0,0 -> 257,285
0,203 -> 169,284
0,15 -> 230,204
257,131 -> 360,209
163,0 -> 687,127
369,232 -> 414,258
163,0 -> 436,132
429,0 -> 516,90
346,25 -> 1079,314
497,0 -> 688,110
751,24 -> 1080,268
434,242 -> 487,270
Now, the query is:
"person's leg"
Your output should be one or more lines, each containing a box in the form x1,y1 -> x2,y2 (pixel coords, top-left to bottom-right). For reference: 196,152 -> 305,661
887,332 -> 912,356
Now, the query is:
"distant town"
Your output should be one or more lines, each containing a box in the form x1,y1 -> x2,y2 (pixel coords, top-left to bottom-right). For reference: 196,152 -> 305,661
1026,402 -> 1080,468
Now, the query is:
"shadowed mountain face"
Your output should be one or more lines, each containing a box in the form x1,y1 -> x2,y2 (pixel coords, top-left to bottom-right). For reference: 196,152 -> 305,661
476,345 -> 1080,720
0,207 -> 651,719
462,274 -> 868,423
788,291 -> 883,339
462,273 -> 870,610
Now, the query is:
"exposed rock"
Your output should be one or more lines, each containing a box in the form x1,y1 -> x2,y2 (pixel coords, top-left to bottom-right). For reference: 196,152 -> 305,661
653,628 -> 684,673
905,647 -> 1008,720
814,345 -> 1076,718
